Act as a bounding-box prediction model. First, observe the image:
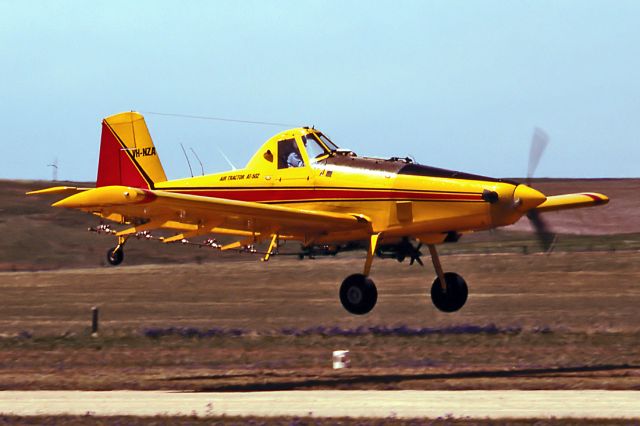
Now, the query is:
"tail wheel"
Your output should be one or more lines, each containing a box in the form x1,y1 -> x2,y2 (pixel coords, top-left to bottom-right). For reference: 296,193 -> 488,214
430,272 -> 468,312
340,273 -> 378,315
106,246 -> 124,266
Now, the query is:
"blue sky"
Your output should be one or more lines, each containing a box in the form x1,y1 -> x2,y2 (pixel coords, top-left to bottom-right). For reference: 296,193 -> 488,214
1,0 -> 638,181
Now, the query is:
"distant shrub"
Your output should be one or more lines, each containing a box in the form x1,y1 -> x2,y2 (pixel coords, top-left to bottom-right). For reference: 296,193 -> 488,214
18,330 -> 33,339
142,327 -> 246,339
142,324 -> 538,339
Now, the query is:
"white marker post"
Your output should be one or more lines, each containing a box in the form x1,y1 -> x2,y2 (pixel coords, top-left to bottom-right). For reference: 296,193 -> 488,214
332,350 -> 350,369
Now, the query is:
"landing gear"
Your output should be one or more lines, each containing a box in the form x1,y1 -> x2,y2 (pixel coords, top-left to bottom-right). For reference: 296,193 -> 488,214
106,236 -> 128,266
336,235 -> 470,315
339,233 -> 380,315
430,272 -> 468,312
340,273 -> 378,315
426,244 -> 468,312
106,246 -> 124,265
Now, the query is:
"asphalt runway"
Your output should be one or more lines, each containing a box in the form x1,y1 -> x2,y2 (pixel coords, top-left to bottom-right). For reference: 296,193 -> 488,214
1,390 -> 639,419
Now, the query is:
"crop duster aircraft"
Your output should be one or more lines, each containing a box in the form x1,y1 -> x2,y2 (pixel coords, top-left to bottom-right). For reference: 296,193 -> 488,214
29,112 -> 609,315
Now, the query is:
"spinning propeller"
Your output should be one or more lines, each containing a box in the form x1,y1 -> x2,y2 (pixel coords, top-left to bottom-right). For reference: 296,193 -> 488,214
377,238 -> 425,265
523,127 -> 556,252
409,242 -> 424,266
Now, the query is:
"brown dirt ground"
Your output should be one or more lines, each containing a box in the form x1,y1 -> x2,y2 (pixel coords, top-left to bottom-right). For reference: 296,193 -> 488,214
0,179 -> 638,393
0,252 -> 638,392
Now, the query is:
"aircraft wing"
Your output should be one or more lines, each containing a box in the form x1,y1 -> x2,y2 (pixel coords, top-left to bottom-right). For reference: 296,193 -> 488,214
533,192 -> 609,213
42,185 -> 371,241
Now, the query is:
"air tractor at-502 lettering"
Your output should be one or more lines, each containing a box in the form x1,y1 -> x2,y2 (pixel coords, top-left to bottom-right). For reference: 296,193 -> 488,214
30,112 -> 609,315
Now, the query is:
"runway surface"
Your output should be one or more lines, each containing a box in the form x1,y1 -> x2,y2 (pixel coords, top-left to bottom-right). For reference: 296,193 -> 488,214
1,390 -> 639,419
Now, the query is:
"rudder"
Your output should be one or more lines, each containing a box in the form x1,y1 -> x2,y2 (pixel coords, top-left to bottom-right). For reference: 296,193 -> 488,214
96,111 -> 167,188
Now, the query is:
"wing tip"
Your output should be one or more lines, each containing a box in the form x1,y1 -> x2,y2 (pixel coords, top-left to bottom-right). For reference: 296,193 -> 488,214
582,192 -> 610,206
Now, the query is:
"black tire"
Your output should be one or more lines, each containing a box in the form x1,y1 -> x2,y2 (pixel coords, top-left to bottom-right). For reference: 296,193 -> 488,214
339,273 -> 378,315
106,246 -> 124,266
430,272 -> 468,312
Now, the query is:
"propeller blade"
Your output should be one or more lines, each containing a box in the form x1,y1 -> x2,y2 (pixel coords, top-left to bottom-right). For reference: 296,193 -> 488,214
522,127 -> 554,251
409,254 -> 424,266
527,127 -> 549,184
412,242 -> 423,266
527,209 -> 556,252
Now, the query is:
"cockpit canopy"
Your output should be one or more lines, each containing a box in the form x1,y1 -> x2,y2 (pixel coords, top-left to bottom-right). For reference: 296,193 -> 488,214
246,127 -> 509,183
304,132 -> 340,160
277,131 -> 340,169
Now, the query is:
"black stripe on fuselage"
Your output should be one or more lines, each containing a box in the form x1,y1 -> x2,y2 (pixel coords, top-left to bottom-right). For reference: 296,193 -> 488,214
398,163 -> 519,184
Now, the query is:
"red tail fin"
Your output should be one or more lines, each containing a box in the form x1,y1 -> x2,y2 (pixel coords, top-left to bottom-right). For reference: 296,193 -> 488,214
96,112 -> 167,188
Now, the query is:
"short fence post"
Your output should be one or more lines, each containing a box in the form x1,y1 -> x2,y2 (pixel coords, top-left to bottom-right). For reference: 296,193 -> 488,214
91,306 -> 99,336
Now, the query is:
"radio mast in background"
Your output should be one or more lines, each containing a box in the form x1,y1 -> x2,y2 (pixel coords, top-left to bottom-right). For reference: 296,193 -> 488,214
47,158 -> 58,181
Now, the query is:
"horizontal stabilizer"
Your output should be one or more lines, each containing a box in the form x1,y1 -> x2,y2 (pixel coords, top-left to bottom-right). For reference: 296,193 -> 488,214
26,186 -> 92,196
534,192 -> 609,213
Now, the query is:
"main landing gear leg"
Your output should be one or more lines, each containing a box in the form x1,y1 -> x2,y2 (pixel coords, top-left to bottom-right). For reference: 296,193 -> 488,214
106,236 -> 128,266
427,244 -> 468,312
339,233 -> 380,315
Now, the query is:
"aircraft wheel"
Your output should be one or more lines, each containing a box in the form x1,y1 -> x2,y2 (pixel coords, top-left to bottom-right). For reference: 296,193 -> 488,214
339,273 -> 377,315
106,246 -> 124,266
430,272 -> 468,312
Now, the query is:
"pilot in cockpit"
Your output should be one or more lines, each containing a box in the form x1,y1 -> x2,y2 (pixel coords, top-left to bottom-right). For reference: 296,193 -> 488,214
287,148 -> 304,168
278,138 -> 304,169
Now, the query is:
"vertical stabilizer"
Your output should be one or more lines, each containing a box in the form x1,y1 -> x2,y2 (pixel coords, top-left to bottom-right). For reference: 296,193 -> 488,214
96,112 -> 167,188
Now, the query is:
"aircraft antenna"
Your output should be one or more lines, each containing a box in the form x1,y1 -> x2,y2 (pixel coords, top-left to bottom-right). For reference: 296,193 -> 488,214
47,158 -> 58,181
141,111 -> 296,128
216,146 -> 237,171
190,147 -> 205,176
180,143 -> 194,177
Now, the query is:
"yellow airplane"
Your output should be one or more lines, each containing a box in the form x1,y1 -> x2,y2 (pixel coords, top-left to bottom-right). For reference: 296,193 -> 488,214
29,112 -> 609,315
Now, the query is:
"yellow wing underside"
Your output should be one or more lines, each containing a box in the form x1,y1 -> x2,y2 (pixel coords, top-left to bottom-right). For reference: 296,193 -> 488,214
39,185 -> 372,244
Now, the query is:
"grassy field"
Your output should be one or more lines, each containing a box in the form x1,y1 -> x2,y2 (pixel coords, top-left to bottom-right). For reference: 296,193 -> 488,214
1,178 -> 639,407
0,251 -> 638,392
